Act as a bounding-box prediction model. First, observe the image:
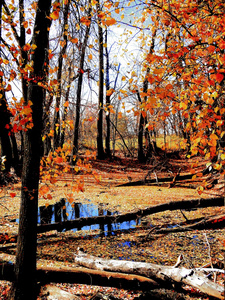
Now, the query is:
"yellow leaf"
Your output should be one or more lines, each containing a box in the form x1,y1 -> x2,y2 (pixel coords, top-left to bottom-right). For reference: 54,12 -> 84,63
50,10 -> 59,20
180,102 -> 188,110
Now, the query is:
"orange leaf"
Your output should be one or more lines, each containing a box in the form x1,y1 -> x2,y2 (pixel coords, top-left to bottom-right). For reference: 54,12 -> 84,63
50,10 -> 59,20
71,38 -> 78,44
54,156 -> 63,164
39,185 -> 50,195
104,18 -> 117,26
80,16 -> 91,26
215,73 -> 224,82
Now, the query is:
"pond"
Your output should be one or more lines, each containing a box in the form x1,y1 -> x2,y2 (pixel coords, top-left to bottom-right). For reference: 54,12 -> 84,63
38,199 -> 140,236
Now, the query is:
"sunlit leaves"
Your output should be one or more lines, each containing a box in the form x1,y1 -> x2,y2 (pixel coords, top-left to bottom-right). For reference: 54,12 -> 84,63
80,16 -> 91,26
50,1 -> 60,20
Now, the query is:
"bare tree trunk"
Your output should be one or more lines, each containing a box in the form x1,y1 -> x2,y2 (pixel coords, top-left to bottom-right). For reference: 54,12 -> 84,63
96,0 -> 105,160
105,28 -> 111,158
72,1 -> 92,161
53,0 -> 70,149
9,1 -> 51,299
137,28 -> 157,162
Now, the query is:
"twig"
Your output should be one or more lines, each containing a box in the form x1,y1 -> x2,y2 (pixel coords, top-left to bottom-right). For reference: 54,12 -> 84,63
0,203 -> 9,211
204,232 -> 215,282
154,171 -> 159,185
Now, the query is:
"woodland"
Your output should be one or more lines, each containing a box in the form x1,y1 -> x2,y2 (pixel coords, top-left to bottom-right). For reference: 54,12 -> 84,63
0,0 -> 225,299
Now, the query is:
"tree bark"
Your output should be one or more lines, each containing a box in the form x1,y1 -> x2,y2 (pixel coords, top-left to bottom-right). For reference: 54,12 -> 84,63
105,28 -> 111,158
74,250 -> 225,300
0,3 -> 18,173
72,1 -> 92,160
9,1 -> 52,299
137,28 -> 157,163
53,0 -> 70,149
96,0 -> 105,160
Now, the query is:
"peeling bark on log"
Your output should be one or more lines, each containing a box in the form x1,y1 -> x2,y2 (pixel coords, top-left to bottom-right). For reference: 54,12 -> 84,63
36,197 -> 224,233
0,255 -> 158,291
74,250 -> 225,300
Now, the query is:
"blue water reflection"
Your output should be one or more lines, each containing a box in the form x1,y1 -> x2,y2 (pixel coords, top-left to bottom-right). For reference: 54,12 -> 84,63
38,199 -> 140,235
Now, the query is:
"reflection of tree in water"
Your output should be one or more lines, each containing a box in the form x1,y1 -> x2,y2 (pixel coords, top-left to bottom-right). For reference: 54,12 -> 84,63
39,205 -> 53,224
39,198 -> 67,224
39,199 -> 139,235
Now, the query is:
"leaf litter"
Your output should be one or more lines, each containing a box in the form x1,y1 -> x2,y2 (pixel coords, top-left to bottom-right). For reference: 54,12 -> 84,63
0,155 -> 225,299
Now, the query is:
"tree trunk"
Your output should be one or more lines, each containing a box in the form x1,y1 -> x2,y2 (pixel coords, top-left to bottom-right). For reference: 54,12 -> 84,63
137,29 -> 157,163
72,2 -> 92,161
0,4 -> 13,173
53,0 -> 70,150
105,28 -> 111,158
9,1 -> 51,299
96,0 -> 105,160
137,90 -> 146,163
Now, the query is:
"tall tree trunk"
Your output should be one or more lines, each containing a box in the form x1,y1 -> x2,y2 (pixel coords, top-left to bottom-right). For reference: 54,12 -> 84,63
137,90 -> 146,163
96,0 -> 105,159
0,2 -> 18,173
137,28 -> 157,163
105,28 -> 111,158
53,0 -> 70,149
0,92 -> 13,172
60,66 -> 71,148
9,1 -> 51,299
72,1 -> 92,161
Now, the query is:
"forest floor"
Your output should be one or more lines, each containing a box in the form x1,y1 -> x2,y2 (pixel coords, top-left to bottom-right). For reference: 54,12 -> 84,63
0,152 -> 225,299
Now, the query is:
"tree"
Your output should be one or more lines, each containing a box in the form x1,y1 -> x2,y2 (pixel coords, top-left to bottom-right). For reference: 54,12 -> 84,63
72,0 -> 92,160
8,1 -> 52,299
53,0 -> 70,150
0,1 -> 19,174
96,0 -> 105,159
104,28 -> 111,158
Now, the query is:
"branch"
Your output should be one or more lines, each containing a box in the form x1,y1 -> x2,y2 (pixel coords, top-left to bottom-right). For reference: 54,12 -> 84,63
2,0 -> 20,44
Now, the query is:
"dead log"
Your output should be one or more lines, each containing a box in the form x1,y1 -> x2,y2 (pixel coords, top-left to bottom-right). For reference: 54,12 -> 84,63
153,214 -> 225,234
39,284 -> 79,300
36,196 -> 224,233
0,254 -> 158,291
118,168 -> 210,187
74,249 -> 225,300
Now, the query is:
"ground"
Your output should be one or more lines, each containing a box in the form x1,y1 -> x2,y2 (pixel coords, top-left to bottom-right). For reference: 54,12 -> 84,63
0,153 -> 224,299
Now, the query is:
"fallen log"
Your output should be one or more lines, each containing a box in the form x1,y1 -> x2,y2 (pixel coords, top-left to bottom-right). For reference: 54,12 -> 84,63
0,253 -> 158,291
36,196 -> 224,233
153,214 -> 225,234
118,168 -> 210,187
40,284 -> 79,300
74,249 -> 225,300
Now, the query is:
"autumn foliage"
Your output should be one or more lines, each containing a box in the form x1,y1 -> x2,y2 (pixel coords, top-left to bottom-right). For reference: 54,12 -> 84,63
0,0 -> 224,177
